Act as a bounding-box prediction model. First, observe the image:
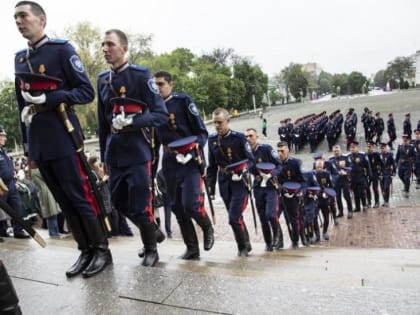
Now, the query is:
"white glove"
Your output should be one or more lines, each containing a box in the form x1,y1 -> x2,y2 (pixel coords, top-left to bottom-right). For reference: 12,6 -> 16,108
21,91 -> 46,104
112,114 -> 133,130
176,153 -> 193,165
114,114 -> 133,127
259,172 -> 272,187
231,173 -> 243,181
21,106 -> 34,126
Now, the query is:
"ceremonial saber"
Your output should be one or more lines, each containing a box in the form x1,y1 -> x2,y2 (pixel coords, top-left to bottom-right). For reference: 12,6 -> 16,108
0,198 -> 46,248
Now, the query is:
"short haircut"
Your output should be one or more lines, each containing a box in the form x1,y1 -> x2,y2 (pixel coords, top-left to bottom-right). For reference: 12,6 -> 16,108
333,144 -> 341,150
105,29 -> 128,49
212,107 -> 229,118
15,1 -> 45,16
245,128 -> 257,133
277,141 -> 288,148
154,71 -> 172,83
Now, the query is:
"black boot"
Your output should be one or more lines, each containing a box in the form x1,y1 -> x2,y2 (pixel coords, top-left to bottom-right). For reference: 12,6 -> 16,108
300,228 -> 308,246
139,223 -> 159,267
307,225 -> 315,244
261,223 -> 273,252
155,222 -> 166,243
232,226 -> 248,257
81,217 -> 113,278
194,214 -> 215,251
179,220 -> 200,260
313,221 -> 321,243
272,221 -> 284,250
0,260 -> 22,315
65,215 -> 93,278
243,225 -> 252,253
137,221 -> 165,258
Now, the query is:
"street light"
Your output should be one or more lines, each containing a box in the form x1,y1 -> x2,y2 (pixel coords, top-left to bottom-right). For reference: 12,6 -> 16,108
250,84 -> 257,113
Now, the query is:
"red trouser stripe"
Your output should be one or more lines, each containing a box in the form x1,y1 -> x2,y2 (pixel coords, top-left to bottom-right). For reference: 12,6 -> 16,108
76,154 -> 99,216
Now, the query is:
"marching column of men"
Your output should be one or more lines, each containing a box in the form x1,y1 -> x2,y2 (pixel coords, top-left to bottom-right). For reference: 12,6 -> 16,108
245,128 -> 283,251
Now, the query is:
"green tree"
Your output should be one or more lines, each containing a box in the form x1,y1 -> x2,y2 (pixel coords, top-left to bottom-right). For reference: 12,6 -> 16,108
374,69 -> 387,89
127,33 -> 155,66
63,22 -> 105,136
347,71 -> 368,95
331,73 -> 349,96
0,82 -> 21,151
233,57 -> 268,110
385,56 -> 414,88
281,63 -> 308,101
317,71 -> 333,94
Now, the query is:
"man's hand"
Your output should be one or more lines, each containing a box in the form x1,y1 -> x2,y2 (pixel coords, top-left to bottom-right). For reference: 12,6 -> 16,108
260,172 -> 272,181
231,173 -> 243,181
21,91 -> 46,104
112,114 -> 133,130
176,153 -> 192,165
259,172 -> 272,187
21,106 -> 34,126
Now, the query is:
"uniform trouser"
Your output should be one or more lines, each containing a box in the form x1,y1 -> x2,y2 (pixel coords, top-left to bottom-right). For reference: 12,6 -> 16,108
334,179 -> 352,213
318,197 -> 330,233
165,165 -> 207,223
309,138 -> 317,153
282,196 -> 300,244
327,135 -> 335,151
388,133 -> 396,148
110,161 -> 154,225
351,178 -> 367,210
254,186 -> 279,227
38,155 -> 99,219
380,175 -> 392,202
163,203 -> 172,235
375,131 -> 382,144
1,182 -> 25,235
397,164 -> 412,193
219,177 -> 249,233
415,162 -> 420,184
39,154 -> 109,257
366,174 -> 380,205
303,198 -> 316,237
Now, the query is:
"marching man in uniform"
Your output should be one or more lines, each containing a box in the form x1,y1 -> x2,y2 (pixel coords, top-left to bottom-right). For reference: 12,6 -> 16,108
245,128 -> 283,251
14,1 -> 111,277
97,29 -> 168,267
207,108 -> 255,257
154,71 -> 214,260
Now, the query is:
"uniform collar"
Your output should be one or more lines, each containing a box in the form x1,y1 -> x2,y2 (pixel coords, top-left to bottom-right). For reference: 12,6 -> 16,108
28,35 -> 49,50
111,62 -> 129,74
219,129 -> 231,138
252,143 -> 260,152
164,94 -> 174,103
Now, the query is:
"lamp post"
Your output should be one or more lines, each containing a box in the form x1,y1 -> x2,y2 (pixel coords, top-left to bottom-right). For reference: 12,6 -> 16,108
250,84 -> 257,113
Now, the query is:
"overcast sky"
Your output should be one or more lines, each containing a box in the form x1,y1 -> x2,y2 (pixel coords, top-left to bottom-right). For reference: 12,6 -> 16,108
1,0 -> 419,81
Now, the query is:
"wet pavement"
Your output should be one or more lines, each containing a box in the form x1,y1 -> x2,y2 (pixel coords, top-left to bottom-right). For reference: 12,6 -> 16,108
2,89 -> 420,314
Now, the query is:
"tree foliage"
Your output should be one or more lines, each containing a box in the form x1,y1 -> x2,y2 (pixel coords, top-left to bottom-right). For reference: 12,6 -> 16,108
385,56 -> 414,86
0,81 -> 21,151
347,71 -> 368,95
374,69 -> 387,88
281,63 -> 308,100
